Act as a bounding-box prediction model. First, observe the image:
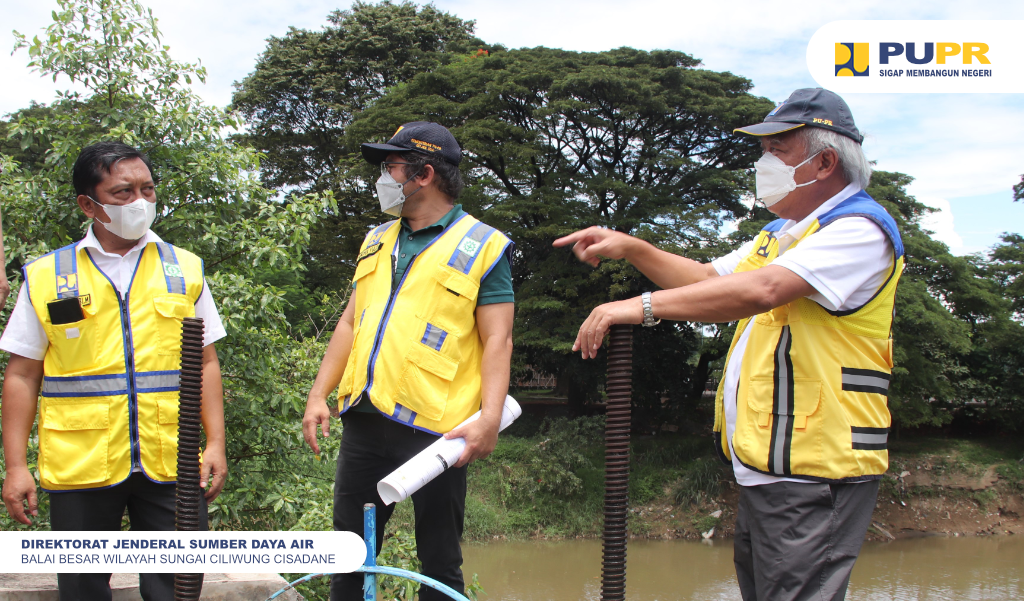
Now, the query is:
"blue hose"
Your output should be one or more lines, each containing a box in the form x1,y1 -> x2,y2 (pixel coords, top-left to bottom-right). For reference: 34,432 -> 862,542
264,567 -> 472,601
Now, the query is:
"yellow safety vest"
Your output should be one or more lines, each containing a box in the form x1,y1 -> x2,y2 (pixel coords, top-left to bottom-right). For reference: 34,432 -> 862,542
24,240 -> 204,491
713,191 -> 904,482
337,214 -> 512,434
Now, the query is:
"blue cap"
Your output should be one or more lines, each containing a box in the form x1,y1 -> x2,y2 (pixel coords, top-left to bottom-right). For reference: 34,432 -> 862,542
361,121 -> 462,166
734,88 -> 863,144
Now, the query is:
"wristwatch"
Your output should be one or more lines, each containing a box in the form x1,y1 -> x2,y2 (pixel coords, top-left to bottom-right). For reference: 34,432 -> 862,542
641,291 -> 660,327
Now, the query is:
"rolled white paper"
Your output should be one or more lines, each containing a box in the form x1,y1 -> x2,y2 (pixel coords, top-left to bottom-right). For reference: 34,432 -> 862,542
377,395 -> 522,505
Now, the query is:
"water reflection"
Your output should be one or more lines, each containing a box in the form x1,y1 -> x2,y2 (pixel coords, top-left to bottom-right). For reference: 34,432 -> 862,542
462,535 -> 1023,600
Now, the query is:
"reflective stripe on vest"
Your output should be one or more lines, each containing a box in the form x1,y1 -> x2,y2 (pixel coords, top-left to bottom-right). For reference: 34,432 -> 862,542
55,244 -> 79,299
448,222 -> 497,274
42,374 -> 129,397
154,241 -> 186,295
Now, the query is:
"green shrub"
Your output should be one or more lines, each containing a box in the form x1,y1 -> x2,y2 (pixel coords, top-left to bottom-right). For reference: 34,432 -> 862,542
672,458 -> 725,507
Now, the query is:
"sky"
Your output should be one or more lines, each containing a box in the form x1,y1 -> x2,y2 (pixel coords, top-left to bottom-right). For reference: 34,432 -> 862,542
1,0 -> 1022,256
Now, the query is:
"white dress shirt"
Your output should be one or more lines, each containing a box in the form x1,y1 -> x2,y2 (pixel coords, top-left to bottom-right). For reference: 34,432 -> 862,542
711,183 -> 894,486
0,225 -> 226,361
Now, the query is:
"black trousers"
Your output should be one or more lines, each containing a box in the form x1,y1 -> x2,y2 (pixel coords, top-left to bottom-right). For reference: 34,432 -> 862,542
49,472 -> 208,601
331,411 -> 467,601
733,480 -> 880,601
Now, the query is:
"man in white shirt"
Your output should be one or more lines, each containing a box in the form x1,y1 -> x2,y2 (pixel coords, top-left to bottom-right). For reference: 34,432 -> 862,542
555,88 -> 903,601
1,142 -> 228,601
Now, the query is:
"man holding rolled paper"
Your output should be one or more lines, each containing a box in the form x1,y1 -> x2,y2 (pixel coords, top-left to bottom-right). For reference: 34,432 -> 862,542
302,122 -> 515,601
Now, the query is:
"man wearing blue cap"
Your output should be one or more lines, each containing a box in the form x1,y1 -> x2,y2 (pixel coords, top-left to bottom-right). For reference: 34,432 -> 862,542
302,122 -> 515,601
555,88 -> 903,600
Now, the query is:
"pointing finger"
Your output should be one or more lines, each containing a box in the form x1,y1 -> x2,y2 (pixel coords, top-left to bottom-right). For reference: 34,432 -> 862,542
553,230 -> 588,247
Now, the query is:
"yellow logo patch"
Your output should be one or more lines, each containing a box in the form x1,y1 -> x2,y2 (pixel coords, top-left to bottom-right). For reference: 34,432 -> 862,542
56,274 -> 78,293
835,42 -> 869,77
358,242 -> 384,262
78,294 -> 91,307
410,138 -> 442,153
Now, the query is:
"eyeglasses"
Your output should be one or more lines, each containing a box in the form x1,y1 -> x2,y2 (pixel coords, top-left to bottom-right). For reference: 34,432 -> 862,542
380,161 -> 419,176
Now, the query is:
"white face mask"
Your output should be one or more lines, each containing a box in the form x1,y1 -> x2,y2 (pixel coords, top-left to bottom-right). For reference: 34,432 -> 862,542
90,197 -> 157,240
374,167 -> 422,217
753,151 -> 821,207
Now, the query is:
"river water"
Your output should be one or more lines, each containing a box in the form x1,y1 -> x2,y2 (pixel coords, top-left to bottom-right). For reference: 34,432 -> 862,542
462,535 -> 1023,600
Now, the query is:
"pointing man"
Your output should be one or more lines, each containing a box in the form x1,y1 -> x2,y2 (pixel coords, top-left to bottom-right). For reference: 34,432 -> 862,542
556,89 -> 902,601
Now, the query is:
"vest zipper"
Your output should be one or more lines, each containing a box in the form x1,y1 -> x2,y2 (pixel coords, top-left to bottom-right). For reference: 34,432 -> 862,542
116,290 -> 142,470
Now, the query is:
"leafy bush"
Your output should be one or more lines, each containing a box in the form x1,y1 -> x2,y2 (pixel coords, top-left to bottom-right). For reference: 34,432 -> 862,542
672,458 -> 726,507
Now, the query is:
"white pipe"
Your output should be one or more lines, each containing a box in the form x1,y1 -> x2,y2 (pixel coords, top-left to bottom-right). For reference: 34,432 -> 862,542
377,395 -> 522,505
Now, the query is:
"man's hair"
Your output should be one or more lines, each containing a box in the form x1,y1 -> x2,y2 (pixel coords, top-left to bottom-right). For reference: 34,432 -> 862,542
72,142 -> 155,198
800,127 -> 872,189
401,153 -> 464,201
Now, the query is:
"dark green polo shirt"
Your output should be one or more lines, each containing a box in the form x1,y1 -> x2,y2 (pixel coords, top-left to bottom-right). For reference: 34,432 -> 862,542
352,204 -> 513,413
390,204 -> 513,304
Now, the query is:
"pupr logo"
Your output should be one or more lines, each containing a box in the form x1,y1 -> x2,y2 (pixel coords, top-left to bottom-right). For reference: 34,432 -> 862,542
835,42 -> 869,76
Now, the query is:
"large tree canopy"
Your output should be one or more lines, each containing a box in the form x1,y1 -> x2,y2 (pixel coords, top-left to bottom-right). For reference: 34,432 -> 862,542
230,2 -> 484,295
346,45 -> 773,415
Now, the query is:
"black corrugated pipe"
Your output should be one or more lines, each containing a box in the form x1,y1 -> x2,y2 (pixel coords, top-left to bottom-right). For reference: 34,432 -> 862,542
174,317 -> 205,601
601,323 -> 633,601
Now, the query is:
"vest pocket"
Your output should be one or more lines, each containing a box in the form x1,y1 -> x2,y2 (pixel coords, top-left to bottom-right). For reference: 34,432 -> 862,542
746,377 -> 822,425
743,377 -> 822,475
395,341 -> 459,422
46,315 -> 100,374
157,398 -> 180,477
154,295 -> 196,356
427,267 -> 478,335
40,402 -> 110,485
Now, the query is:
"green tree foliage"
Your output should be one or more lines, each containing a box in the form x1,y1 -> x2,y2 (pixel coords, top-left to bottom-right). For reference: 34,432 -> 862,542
969,233 -> 1024,430
0,0 -> 336,528
867,171 -> 1024,431
231,1 -> 483,295
345,45 -> 774,416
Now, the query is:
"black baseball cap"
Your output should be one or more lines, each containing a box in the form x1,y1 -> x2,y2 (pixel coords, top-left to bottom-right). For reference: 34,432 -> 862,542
734,88 -> 863,144
361,121 -> 462,166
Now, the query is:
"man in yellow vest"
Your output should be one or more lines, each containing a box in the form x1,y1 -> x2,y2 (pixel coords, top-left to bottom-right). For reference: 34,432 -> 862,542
1,142 -> 227,601
555,89 -> 902,601
302,122 -> 515,601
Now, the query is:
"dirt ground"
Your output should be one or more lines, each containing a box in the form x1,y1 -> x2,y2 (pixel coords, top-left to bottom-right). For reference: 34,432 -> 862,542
628,457 -> 1024,542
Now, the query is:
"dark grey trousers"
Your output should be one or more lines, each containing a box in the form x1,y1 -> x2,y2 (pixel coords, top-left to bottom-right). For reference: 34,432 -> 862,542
734,480 -> 879,601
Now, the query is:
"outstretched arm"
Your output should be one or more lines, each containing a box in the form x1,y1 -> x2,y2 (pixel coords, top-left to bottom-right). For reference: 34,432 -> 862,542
572,265 -> 815,359
553,226 -> 718,289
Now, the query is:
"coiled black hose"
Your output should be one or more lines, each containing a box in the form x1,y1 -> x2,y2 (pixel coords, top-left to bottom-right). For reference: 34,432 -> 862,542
601,324 -> 632,601
174,317 -> 204,601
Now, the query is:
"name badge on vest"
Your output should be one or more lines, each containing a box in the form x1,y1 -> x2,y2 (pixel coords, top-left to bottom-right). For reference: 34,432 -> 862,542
358,242 -> 384,262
